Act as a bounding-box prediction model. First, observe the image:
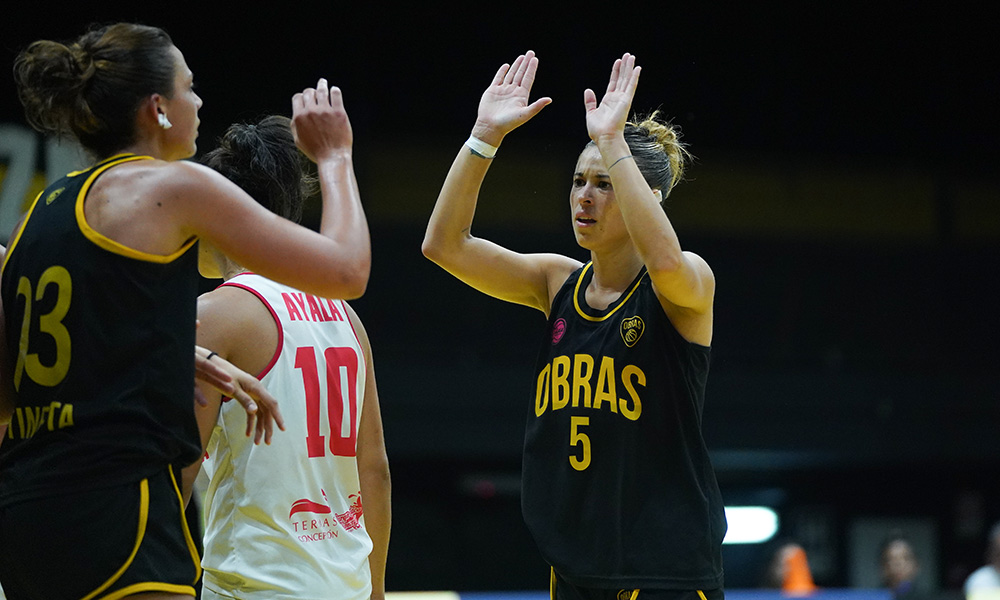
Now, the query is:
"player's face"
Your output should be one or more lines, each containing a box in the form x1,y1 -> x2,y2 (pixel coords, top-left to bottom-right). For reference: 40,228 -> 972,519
159,45 -> 202,161
881,541 -> 918,587
569,145 -> 628,250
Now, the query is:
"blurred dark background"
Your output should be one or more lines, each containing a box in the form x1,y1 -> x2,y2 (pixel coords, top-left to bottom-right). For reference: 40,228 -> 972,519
1,3 -> 998,594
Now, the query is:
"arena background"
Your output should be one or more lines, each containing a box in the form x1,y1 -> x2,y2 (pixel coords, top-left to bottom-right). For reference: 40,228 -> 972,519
1,4 -> 997,595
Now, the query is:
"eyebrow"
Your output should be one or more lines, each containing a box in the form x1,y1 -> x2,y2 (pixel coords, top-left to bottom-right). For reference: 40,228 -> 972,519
574,171 -> 611,179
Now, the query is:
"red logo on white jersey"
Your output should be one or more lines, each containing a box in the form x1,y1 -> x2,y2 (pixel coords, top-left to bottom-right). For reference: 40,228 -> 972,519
335,494 -> 364,531
289,489 -> 332,518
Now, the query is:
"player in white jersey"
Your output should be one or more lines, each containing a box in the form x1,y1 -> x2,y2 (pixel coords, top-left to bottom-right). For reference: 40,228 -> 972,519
181,115 -> 390,600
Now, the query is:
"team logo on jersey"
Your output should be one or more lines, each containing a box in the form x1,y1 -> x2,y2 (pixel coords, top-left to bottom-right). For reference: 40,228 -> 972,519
551,318 -> 567,345
289,490 -> 365,542
289,489 -> 332,517
45,188 -> 65,205
620,315 -> 644,347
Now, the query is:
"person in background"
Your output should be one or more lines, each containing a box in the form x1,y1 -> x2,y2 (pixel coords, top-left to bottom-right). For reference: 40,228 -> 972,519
966,522 -> 1000,600
880,533 -> 920,599
763,542 -> 818,596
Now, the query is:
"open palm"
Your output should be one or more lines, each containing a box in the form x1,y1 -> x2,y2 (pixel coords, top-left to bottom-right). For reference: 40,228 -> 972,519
585,53 -> 641,143
475,51 -> 551,141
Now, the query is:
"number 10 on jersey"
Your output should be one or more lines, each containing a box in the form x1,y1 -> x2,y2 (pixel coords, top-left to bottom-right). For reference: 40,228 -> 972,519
294,346 -> 359,458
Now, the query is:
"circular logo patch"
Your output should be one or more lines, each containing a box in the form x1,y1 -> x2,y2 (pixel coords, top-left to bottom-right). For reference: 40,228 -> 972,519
551,318 -> 567,345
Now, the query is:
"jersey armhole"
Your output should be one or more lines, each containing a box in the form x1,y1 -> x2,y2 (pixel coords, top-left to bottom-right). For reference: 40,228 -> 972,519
218,281 -> 284,379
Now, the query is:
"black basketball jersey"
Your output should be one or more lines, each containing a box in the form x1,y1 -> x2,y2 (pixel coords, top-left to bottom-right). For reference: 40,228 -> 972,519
521,262 -> 726,589
0,154 -> 201,507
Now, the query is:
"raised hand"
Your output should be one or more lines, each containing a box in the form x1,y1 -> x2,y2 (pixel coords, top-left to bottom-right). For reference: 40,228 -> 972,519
473,51 -> 552,146
291,77 -> 353,163
584,53 -> 641,144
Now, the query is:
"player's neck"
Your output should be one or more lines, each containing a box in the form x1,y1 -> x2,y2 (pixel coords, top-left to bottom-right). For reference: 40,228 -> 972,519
589,246 -> 644,292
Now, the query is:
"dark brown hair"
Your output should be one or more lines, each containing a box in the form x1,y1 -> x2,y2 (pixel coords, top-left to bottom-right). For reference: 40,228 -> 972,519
14,23 -> 176,157
200,116 -> 315,224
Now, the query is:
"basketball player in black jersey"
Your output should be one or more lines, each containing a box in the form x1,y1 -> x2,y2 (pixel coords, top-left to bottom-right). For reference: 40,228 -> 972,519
1,23 -> 370,600
424,52 -> 726,599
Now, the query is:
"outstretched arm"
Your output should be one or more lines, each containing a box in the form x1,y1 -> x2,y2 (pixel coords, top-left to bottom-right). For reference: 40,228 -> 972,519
422,51 -> 578,314
290,79 -> 370,296
348,304 -> 391,600
585,54 -> 715,322
170,79 -> 370,300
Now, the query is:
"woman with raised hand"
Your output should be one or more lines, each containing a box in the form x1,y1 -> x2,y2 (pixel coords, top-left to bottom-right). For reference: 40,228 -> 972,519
423,51 -> 726,597
0,22 -> 369,600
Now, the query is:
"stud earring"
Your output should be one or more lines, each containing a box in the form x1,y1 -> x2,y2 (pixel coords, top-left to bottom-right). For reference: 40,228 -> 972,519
158,113 -> 173,129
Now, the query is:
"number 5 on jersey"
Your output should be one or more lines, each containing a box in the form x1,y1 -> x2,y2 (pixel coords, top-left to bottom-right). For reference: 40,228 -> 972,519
294,346 -> 359,458
569,416 -> 591,471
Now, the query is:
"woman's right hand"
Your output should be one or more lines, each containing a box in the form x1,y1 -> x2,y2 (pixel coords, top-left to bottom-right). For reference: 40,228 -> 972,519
472,51 -> 552,146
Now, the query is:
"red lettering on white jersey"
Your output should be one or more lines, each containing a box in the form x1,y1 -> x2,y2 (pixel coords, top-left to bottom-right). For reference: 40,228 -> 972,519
282,292 -> 304,321
327,299 -> 344,321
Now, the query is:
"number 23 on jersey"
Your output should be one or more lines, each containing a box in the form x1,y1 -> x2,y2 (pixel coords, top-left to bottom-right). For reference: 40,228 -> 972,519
13,265 -> 73,390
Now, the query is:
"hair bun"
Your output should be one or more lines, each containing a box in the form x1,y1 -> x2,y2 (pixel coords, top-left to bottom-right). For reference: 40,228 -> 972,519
14,23 -> 176,157
67,42 -> 98,84
624,110 -> 692,196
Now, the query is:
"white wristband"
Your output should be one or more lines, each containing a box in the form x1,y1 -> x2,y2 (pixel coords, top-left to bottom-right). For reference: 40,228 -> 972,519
465,135 -> 498,159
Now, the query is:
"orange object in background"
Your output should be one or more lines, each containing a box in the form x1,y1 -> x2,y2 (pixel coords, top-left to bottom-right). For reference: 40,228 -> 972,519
782,544 -> 818,595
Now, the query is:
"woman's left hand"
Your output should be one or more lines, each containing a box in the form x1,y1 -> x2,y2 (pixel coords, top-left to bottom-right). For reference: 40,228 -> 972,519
194,346 -> 285,444
584,53 -> 641,145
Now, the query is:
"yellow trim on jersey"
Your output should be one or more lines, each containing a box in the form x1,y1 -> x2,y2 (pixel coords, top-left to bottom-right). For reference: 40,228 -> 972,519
550,567 -> 557,600
81,478 -> 151,600
74,154 -> 197,263
630,590 -> 640,600
0,188 -> 43,275
572,262 -> 647,322
169,465 -> 204,583
98,582 -> 196,600
65,154 -> 137,178
698,591 -> 709,600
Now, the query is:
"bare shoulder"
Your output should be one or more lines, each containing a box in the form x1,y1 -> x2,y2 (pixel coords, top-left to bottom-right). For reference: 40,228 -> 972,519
342,302 -> 372,351
539,253 -> 584,306
198,283 -> 279,373
537,252 -> 584,276
150,160 -> 234,196
197,285 -> 271,341
95,159 -> 224,203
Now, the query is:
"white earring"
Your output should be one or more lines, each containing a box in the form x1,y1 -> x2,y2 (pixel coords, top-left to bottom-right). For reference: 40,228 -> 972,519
653,189 -> 663,202
157,113 -> 173,129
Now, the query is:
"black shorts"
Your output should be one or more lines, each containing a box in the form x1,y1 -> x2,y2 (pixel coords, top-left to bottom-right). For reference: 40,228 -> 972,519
0,467 -> 201,600
551,568 -> 725,600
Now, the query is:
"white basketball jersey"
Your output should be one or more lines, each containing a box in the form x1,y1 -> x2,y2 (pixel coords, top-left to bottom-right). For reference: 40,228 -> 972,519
200,273 -> 372,600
